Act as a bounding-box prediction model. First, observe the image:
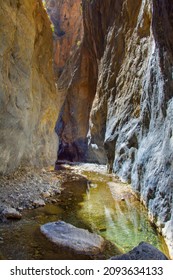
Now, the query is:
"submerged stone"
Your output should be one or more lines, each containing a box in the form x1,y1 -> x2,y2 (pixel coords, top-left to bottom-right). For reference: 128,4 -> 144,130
110,242 -> 168,260
40,220 -> 105,254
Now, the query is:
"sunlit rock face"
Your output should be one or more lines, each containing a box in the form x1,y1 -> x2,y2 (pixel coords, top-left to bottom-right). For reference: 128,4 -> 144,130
82,0 -> 173,257
0,0 -> 58,174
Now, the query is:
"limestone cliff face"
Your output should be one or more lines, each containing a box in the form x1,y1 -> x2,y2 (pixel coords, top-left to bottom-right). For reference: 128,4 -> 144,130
0,0 -> 58,174
82,0 -> 173,257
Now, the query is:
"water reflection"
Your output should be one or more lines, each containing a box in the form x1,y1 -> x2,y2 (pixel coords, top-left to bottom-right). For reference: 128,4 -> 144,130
0,169 -> 169,259
78,171 -> 169,255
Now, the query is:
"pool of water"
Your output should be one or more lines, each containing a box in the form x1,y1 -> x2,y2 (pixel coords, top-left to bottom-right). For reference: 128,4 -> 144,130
0,167 -> 169,259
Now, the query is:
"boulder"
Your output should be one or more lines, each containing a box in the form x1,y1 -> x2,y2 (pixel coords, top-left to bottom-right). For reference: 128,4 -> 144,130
40,220 -> 105,254
2,207 -> 22,220
110,242 -> 168,260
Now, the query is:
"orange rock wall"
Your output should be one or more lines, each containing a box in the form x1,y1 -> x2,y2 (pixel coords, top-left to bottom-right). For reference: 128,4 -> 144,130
0,0 -> 59,174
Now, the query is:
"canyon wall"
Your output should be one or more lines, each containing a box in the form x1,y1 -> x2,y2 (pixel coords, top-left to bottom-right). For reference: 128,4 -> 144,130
81,0 -> 173,257
0,0 -> 58,174
46,0 -> 97,162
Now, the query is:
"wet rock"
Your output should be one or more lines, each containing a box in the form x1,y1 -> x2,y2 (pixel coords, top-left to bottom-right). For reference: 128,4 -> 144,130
110,242 -> 168,260
40,220 -> 105,254
2,207 -> 22,220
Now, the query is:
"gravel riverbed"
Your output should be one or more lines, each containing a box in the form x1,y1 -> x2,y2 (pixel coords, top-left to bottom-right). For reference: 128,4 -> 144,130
0,166 -> 63,219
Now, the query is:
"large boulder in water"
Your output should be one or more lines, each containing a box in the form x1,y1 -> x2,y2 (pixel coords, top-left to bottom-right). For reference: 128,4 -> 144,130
110,242 -> 168,260
40,220 -> 105,254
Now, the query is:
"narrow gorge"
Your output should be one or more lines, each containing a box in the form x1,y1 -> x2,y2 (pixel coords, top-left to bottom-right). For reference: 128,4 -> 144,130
0,0 -> 173,260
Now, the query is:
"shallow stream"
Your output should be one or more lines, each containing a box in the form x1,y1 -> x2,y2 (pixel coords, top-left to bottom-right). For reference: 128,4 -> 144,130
0,165 -> 169,259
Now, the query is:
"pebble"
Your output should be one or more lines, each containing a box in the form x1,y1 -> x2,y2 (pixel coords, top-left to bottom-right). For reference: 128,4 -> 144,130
17,207 -> 24,211
41,191 -> 51,199
51,199 -> 57,204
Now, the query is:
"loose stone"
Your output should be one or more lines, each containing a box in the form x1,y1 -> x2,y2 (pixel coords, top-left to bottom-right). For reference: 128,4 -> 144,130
32,199 -> 46,208
2,207 -> 22,220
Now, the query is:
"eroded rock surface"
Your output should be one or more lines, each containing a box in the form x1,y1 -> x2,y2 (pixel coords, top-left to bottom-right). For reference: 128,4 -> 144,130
40,220 -> 105,254
0,0 -> 59,174
110,242 -> 168,260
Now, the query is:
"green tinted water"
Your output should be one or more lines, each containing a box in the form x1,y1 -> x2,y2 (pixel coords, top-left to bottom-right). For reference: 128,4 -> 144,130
0,168 -> 169,259
79,171 -> 169,255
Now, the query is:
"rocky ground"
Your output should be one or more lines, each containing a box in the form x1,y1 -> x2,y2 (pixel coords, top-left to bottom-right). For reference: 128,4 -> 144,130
0,166 -> 64,220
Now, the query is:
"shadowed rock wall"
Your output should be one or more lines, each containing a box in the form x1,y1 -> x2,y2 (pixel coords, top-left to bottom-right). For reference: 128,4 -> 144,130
0,0 -> 59,174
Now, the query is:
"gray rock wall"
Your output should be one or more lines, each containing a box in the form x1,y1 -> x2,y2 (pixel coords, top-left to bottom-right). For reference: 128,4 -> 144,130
82,0 -> 173,257
0,0 -> 59,174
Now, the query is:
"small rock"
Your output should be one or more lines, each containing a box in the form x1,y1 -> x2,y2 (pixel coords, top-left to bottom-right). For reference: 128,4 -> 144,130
41,191 -> 51,198
17,207 -> 23,211
33,199 -> 46,208
54,189 -> 61,195
50,199 -> 57,203
2,207 -> 22,220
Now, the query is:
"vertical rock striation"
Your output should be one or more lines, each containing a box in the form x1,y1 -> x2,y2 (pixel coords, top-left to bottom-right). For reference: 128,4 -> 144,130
82,0 -> 173,257
0,0 -> 58,174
